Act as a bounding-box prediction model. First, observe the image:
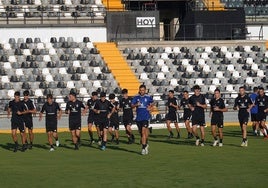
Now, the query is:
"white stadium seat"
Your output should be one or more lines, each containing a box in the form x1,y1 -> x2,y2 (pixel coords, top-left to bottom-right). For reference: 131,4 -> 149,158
34,89 -> 43,97
140,47 -> 148,54
198,59 -> 205,67
173,47 -> 180,53
140,73 -> 149,80
1,76 -> 10,83
157,72 -> 165,80
59,68 -> 67,75
80,74 -> 89,81
245,77 -> 254,85
7,90 -> 15,98
170,78 -> 178,86
216,71 -> 224,78
3,62 -> 12,69
67,81 -> 75,89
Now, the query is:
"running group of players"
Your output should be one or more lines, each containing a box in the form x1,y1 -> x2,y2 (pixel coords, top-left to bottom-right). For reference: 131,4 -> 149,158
7,85 -> 153,155
7,84 -> 268,154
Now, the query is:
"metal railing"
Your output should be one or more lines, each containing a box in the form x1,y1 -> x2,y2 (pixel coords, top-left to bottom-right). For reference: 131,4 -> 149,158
110,23 -> 263,41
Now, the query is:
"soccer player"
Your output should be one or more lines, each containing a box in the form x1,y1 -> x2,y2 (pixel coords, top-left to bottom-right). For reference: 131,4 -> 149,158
108,93 -> 120,144
94,92 -> 115,151
85,91 -> 98,145
249,87 -> 259,135
234,86 -> 253,147
39,94 -> 62,151
180,90 -> 193,139
165,90 -> 180,139
209,88 -> 228,147
119,89 -> 135,144
255,87 -> 268,139
132,84 -> 154,155
188,85 -> 207,146
7,91 -> 27,152
22,90 -> 36,149
65,92 -> 86,150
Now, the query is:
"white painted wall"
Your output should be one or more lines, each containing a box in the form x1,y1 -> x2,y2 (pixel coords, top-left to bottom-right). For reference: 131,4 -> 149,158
247,25 -> 268,40
0,27 -> 107,43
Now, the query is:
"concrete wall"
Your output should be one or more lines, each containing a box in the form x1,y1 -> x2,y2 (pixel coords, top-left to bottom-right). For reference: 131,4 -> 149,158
0,27 -> 107,43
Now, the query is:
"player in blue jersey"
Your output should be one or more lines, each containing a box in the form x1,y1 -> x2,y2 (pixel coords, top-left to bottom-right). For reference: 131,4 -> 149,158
249,87 -> 259,135
132,85 -> 154,155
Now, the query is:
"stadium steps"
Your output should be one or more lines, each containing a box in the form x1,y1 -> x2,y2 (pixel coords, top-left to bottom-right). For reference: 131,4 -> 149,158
94,42 -> 140,96
102,0 -> 124,11
203,0 -> 225,11
94,42 -> 159,114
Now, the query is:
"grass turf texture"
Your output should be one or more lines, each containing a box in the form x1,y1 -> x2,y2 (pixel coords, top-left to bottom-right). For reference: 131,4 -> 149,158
0,126 -> 267,188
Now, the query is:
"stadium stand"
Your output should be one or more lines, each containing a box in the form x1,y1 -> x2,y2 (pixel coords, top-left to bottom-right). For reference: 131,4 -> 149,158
121,40 -> 268,94
223,0 -> 268,16
0,37 -> 120,105
0,0 -> 106,24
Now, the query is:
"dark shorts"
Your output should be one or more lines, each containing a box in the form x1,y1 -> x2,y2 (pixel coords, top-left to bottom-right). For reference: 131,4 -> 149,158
11,121 -> 25,133
183,112 -> 192,121
24,118 -> 33,129
109,119 -> 119,130
257,113 -> 267,122
238,113 -> 249,126
87,114 -> 96,124
211,116 -> 224,128
46,118 -> 57,132
136,120 -> 149,131
69,118 -> 81,131
192,116 -> 205,126
98,120 -> 109,131
123,119 -> 133,127
251,114 -> 258,122
165,111 -> 178,123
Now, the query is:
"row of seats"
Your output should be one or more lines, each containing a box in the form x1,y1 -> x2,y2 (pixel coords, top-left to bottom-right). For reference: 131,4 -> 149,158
0,0 -> 101,6
0,0 -> 105,19
220,0 -> 268,15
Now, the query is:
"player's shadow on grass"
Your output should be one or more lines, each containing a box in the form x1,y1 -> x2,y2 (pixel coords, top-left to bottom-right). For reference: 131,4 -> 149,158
108,145 -> 141,155
59,143 -> 77,150
0,143 -> 15,152
33,144 -> 50,150
149,134 -> 170,139
150,138 -> 194,146
223,130 -> 243,137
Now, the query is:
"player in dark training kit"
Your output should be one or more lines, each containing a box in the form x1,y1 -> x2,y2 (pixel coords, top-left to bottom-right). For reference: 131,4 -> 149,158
255,87 -> 268,139
22,90 -> 37,149
234,86 -> 253,147
188,85 -> 207,146
132,85 -> 154,155
94,92 -> 115,151
108,93 -> 120,144
165,90 -> 180,139
180,91 -> 193,139
7,91 -> 27,152
209,89 -> 228,147
120,89 -> 135,144
39,94 -> 62,151
65,92 -> 86,150
85,91 -> 98,145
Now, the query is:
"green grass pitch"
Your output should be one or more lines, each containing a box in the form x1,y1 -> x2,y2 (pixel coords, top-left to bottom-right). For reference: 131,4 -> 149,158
0,127 -> 267,188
